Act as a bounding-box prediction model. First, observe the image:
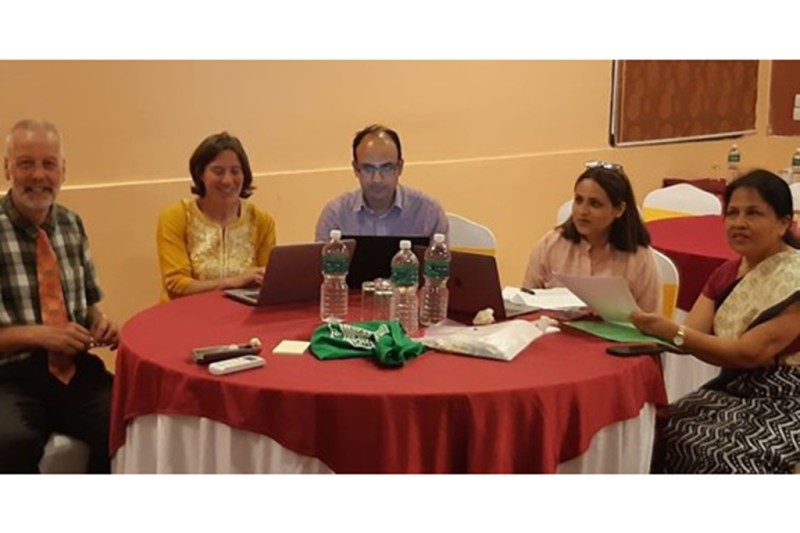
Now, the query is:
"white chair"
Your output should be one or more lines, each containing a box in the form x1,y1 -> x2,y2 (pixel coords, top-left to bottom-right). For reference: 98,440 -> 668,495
555,200 -> 573,225
642,183 -> 722,222
38,433 -> 90,474
651,249 -> 679,321
651,248 -> 720,402
790,183 -> 800,215
445,213 -> 496,256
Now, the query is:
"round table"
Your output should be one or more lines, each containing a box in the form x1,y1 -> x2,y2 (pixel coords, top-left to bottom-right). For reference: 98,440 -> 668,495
648,215 -> 738,312
110,292 -> 667,473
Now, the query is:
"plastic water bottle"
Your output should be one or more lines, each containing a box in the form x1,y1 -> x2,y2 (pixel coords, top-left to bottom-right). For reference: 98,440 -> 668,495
790,147 -> 800,184
419,233 -> 450,326
320,229 -> 349,323
390,240 -> 419,335
726,144 -> 741,181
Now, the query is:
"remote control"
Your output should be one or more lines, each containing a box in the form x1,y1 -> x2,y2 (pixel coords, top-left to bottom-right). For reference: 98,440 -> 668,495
208,355 -> 266,376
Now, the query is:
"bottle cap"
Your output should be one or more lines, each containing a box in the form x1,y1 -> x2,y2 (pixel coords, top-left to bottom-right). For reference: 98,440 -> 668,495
399,240 -> 411,249
433,233 -> 445,243
329,229 -> 342,240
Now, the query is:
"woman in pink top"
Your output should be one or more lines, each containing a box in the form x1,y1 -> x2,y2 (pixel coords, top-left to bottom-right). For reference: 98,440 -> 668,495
523,161 -> 660,312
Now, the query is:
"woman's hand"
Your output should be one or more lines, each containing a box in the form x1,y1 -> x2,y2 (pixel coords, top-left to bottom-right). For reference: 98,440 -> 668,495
231,267 -> 265,289
630,310 -> 677,341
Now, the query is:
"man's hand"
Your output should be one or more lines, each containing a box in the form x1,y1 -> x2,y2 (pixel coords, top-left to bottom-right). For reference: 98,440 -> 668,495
90,312 -> 120,350
38,323 -> 93,356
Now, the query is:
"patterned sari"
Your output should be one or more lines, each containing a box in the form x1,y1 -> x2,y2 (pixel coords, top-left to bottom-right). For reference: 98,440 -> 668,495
662,249 -> 800,473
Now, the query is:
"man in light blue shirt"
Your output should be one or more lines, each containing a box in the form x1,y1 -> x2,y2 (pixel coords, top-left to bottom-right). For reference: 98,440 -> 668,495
314,124 -> 448,241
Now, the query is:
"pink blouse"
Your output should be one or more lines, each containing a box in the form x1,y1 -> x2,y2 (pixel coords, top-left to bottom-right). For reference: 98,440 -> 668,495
522,229 -> 661,313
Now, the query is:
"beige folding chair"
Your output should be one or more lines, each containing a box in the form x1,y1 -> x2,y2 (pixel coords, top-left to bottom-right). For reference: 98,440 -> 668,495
445,213 -> 496,256
642,183 -> 722,222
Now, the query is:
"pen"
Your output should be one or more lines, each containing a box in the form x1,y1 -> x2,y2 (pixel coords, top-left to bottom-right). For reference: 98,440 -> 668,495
521,288 -> 536,295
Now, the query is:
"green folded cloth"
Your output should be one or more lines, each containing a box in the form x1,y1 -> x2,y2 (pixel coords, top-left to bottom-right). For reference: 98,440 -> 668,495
310,320 -> 428,368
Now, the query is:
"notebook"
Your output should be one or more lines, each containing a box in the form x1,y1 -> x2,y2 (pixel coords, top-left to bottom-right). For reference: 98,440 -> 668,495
224,240 -> 356,306
342,235 -> 430,288
443,250 -> 539,320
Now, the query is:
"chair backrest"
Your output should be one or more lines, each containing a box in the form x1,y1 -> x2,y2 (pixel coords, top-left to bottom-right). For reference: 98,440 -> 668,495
790,183 -> 800,215
642,183 -> 722,222
651,248 -> 680,320
555,199 -> 573,226
445,213 -> 496,256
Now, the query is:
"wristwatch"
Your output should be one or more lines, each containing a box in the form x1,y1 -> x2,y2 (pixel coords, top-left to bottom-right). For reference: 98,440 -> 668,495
672,325 -> 687,347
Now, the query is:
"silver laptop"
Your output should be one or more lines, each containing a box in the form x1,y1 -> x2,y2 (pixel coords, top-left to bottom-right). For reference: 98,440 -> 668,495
224,240 -> 356,306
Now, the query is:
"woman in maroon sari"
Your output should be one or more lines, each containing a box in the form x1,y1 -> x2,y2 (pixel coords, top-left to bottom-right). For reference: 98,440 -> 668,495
632,170 -> 800,473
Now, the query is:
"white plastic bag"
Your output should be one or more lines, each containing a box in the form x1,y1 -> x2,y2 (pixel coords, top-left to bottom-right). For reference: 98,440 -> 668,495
419,318 -> 558,362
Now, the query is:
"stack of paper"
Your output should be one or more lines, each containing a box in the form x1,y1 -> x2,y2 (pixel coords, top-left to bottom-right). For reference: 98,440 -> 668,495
552,274 -> 679,350
502,286 -> 586,311
553,274 -> 637,325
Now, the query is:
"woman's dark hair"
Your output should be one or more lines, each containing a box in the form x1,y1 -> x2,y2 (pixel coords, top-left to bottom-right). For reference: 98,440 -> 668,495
724,169 -> 799,248
351,124 -> 403,162
189,132 -> 254,198
560,165 -> 651,252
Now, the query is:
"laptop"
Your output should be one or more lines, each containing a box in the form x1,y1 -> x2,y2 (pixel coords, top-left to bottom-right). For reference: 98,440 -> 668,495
342,235 -> 430,288
442,250 -> 539,320
224,240 -> 356,306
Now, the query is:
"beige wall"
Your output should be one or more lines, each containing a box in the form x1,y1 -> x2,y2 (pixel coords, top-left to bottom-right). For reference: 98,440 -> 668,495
0,60 -> 794,368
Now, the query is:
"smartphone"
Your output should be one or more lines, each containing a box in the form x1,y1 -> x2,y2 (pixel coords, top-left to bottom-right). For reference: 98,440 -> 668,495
605,343 -> 664,357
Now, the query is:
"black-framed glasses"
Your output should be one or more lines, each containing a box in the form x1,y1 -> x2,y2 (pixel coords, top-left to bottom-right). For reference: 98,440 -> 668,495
585,160 -> 624,172
356,162 -> 400,178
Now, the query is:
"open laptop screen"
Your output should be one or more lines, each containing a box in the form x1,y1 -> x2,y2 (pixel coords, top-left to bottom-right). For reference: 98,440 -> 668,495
342,235 -> 430,288
224,240 -> 356,306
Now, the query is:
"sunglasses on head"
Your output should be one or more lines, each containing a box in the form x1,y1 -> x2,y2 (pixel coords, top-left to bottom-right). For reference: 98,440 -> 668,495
585,160 -> 624,171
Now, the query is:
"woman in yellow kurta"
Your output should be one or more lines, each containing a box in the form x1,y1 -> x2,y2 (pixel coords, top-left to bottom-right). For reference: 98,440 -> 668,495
157,132 -> 276,301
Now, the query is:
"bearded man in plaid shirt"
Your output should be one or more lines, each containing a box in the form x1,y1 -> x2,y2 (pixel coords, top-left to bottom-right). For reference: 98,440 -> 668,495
0,120 -> 119,473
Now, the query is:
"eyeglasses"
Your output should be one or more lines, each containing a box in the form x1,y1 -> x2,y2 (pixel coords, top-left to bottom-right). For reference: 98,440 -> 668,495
585,160 -> 624,171
356,162 -> 400,178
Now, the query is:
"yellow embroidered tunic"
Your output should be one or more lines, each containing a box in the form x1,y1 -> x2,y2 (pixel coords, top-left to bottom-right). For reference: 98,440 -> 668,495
156,199 -> 276,301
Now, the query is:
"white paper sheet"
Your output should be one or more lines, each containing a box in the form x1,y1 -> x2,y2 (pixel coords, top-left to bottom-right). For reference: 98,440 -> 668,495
552,274 -> 638,325
502,286 -> 586,310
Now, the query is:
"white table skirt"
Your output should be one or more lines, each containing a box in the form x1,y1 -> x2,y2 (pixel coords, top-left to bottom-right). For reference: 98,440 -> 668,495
661,309 -> 720,403
112,403 -> 655,474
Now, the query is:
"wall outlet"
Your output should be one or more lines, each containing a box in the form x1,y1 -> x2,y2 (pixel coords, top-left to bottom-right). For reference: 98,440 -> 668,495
794,107 -> 800,121
795,94 -> 800,107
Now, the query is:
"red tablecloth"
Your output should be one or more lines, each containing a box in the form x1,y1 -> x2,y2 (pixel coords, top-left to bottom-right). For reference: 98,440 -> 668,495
648,215 -> 738,311
662,177 -> 726,197
110,292 -> 667,473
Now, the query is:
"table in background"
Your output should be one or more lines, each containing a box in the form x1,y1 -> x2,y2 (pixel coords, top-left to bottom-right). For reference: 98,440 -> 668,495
649,215 -> 737,312
662,177 -> 726,197
648,215 -> 737,401
110,292 -> 667,474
